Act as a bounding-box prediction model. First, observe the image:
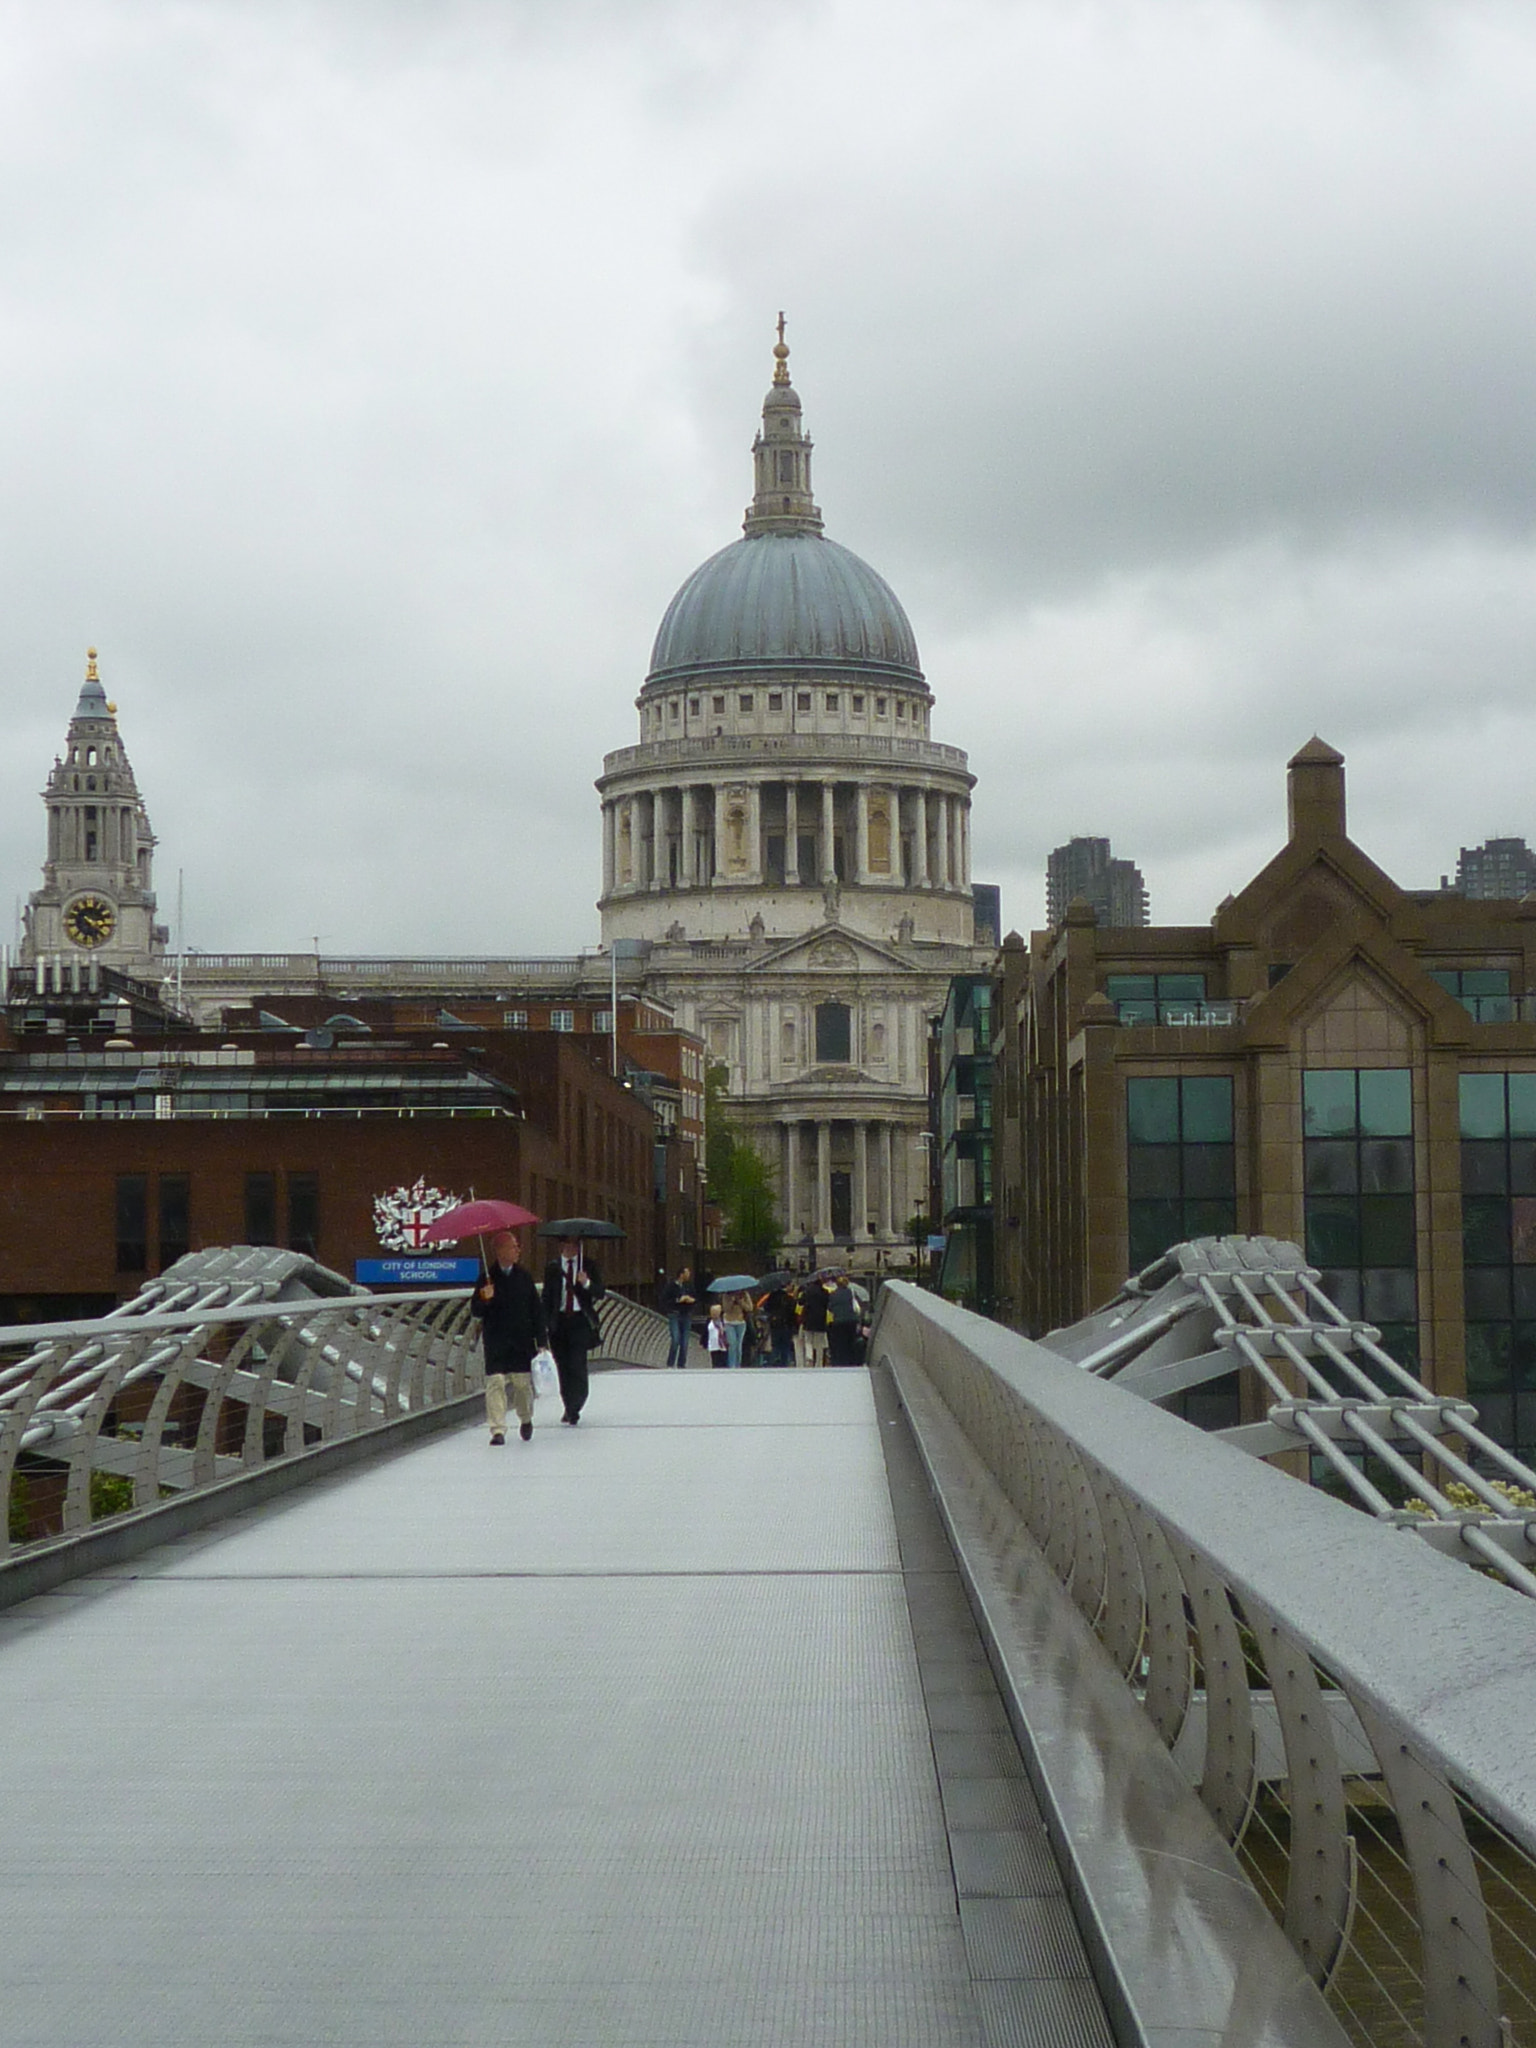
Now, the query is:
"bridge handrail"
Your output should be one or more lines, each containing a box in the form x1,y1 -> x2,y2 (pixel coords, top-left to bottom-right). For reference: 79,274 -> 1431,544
871,1281 -> 1536,2048
1,1287 -> 480,1558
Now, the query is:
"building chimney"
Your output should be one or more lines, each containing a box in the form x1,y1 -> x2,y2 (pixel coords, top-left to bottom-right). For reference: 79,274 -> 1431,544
1287,736 -> 1347,843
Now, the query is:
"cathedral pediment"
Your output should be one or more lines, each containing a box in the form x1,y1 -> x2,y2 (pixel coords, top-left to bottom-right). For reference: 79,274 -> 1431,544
746,924 -> 914,976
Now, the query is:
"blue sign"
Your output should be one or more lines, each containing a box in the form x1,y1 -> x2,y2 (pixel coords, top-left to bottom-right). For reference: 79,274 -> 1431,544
355,1257 -> 479,1286
925,1235 -> 946,1253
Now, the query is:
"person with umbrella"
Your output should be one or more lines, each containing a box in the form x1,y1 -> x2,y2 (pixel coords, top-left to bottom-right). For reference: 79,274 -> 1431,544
471,1227 -> 546,1446
421,1200 -> 545,1446
707,1273 -> 757,1371
539,1219 -> 612,1424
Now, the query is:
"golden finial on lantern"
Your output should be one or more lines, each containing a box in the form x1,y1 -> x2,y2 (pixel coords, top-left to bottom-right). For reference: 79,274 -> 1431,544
772,310 -> 791,386
85,648 -> 99,682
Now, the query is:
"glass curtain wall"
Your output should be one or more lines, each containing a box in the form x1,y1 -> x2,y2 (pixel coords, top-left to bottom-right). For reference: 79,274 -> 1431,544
1125,1075 -> 1236,1270
1459,1071 -> 1536,1459
1302,1069 -> 1417,1370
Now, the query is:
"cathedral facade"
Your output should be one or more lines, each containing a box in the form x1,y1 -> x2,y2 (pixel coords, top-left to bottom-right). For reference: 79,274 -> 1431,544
21,652 -> 167,982
598,330 -> 990,1260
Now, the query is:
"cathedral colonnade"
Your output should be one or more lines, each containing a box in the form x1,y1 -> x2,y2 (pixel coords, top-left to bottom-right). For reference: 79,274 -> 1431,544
766,1114 -> 922,1248
601,777 -> 972,896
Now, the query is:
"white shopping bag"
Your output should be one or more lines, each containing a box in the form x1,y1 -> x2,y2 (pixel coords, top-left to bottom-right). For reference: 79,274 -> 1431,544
531,1347 -> 559,1401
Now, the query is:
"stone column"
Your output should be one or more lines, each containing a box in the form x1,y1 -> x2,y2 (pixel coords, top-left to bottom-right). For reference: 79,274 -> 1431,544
933,795 -> 950,889
880,1124 -> 895,1239
711,785 -> 725,882
854,784 -> 870,885
785,783 -> 799,884
820,782 -> 837,884
642,791 -> 656,889
853,1121 -> 869,1242
914,789 -> 929,886
785,1120 -> 799,1232
748,780 -> 764,883
960,801 -> 971,887
816,1121 -> 831,1238
601,802 -> 615,896
680,784 -> 695,888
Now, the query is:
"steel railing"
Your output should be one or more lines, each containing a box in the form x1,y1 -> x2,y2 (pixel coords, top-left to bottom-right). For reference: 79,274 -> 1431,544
1,1253 -> 480,1557
871,1274 -> 1536,2048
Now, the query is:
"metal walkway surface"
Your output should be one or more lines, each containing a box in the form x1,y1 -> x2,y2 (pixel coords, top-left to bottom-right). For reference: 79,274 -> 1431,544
0,1370 -> 1111,2048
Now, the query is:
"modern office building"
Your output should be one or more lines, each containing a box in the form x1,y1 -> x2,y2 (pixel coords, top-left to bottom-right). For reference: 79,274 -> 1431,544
994,737 -> 1536,1462
931,973 -> 996,1311
1045,835 -> 1148,929
1443,836 -> 1536,902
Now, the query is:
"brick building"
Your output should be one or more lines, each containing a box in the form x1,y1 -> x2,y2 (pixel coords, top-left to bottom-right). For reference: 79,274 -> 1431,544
995,738 -> 1536,1463
0,993 -> 677,1320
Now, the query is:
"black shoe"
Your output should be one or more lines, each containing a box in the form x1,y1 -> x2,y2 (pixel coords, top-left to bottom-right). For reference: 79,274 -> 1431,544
520,1421 -> 533,1442
561,1413 -> 575,1425
490,1432 -> 506,1446
569,1410 -> 581,1424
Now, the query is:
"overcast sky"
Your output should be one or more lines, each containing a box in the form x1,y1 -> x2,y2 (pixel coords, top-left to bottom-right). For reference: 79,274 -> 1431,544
4,0 -> 1536,955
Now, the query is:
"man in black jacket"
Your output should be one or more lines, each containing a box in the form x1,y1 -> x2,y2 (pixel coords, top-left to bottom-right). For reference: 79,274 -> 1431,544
471,1230 -> 547,1445
541,1237 -> 604,1424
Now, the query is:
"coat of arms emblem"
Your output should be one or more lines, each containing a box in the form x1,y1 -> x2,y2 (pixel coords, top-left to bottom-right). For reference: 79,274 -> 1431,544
372,1178 -> 464,1252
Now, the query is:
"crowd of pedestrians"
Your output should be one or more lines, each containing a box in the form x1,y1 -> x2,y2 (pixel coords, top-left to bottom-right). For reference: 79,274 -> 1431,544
656,1263 -> 872,1367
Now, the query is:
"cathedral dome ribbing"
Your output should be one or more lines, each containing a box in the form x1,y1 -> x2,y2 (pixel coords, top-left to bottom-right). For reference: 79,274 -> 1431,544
644,321 -> 925,690
646,532 -> 923,686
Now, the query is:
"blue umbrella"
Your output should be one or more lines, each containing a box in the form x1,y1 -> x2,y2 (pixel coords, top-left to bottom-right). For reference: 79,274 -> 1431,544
708,1274 -> 759,1293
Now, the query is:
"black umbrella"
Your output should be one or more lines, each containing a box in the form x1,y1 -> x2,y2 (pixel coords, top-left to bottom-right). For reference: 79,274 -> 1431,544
536,1216 -> 626,1240
756,1270 -> 797,1291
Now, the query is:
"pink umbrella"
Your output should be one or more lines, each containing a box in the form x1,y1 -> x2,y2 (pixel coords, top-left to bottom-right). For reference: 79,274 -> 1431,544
420,1199 -> 540,1244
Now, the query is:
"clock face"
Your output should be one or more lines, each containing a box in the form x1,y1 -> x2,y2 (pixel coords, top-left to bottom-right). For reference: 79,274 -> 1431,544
64,894 -> 117,948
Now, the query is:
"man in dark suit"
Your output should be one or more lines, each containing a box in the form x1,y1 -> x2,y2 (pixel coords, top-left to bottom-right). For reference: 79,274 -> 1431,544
541,1236 -> 604,1424
471,1230 -> 547,1445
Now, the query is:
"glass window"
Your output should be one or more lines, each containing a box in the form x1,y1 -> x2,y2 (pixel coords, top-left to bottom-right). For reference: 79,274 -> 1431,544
244,1172 -> 277,1247
115,1174 -> 147,1272
1303,1070 -> 1358,1138
503,1010 -> 528,1029
1305,1140 -> 1357,1194
1359,1069 -> 1412,1137
157,1175 -> 190,1270
797,693 -> 811,711
1180,1076 -> 1233,1142
1360,1137 -> 1413,1193
1106,975 -> 1155,1004
1124,1075 -> 1236,1268
768,693 -> 783,710
815,1002 -> 851,1064
738,694 -> 753,712
1460,1073 -> 1508,1139
550,1010 -> 575,1033
288,1174 -> 319,1256
1510,1073 -> 1536,1137
1125,1077 -> 1179,1144
1360,1195 -> 1414,1267
712,695 -> 725,713
825,693 -> 839,711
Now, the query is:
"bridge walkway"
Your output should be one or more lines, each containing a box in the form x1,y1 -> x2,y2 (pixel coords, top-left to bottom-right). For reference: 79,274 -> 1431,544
0,1369 -> 1112,2048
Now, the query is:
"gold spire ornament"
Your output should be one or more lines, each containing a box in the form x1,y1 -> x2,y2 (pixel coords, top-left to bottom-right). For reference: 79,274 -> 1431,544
772,310 -> 791,386
85,648 -> 99,681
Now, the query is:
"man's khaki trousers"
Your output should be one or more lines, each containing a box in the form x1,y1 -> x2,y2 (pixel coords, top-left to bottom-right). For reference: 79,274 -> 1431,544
486,1371 -> 534,1434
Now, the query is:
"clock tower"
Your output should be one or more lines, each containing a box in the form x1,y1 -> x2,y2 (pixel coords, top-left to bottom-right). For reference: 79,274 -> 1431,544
22,651 -> 168,980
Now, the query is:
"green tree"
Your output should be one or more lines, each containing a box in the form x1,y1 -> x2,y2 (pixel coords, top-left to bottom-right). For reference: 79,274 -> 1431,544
704,1061 -> 782,1265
